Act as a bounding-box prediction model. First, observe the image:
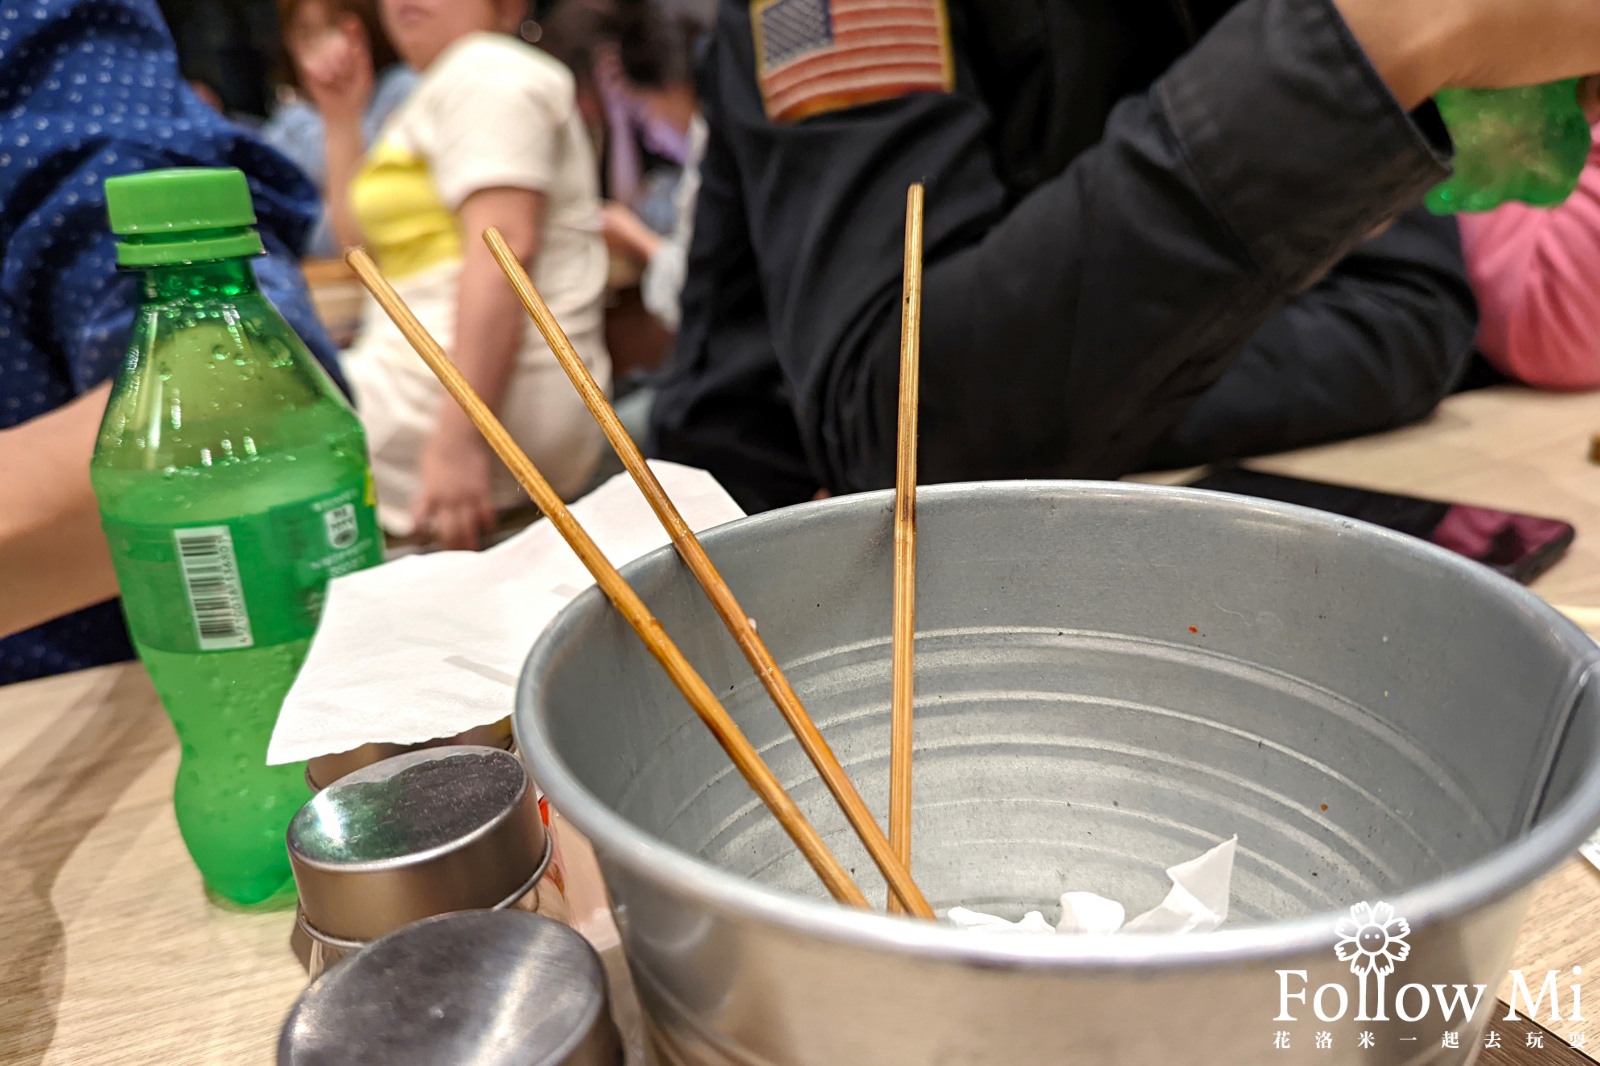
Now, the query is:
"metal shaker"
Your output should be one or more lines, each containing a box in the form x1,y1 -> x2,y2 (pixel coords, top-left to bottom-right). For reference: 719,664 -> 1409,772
278,909 -> 623,1066
291,721 -> 518,968
286,745 -> 570,978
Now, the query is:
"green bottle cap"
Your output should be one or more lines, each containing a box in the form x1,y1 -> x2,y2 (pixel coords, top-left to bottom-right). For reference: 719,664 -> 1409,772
105,167 -> 266,267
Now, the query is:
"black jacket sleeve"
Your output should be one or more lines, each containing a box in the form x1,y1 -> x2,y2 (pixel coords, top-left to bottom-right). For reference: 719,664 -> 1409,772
1145,207 -> 1478,469
649,89 -> 825,513
656,0 -> 1453,498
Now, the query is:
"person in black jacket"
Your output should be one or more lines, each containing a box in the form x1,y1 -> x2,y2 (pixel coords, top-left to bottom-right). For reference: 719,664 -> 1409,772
646,0 -> 1600,512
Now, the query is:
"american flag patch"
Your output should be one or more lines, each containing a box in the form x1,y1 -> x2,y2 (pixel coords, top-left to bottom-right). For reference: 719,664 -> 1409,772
752,0 -> 954,123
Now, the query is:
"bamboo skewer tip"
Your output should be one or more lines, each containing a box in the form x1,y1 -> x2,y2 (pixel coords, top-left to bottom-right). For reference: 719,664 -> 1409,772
887,185 -> 926,913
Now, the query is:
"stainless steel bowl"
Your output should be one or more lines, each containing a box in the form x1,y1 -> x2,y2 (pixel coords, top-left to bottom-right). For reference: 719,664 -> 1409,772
516,482 -> 1600,1065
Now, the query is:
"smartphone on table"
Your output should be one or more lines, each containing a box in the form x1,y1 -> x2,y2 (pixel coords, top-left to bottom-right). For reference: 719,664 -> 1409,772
1186,467 -> 1575,585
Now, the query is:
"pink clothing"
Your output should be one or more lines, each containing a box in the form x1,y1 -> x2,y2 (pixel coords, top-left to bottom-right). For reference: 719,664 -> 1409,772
1459,127 -> 1600,391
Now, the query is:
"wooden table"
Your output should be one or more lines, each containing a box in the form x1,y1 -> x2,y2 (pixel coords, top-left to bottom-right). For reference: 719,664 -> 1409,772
301,258 -> 364,351
3,385 -> 1600,1064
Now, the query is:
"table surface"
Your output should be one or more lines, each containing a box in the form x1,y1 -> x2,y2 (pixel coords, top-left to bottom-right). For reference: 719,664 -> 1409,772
5,385 -> 1600,1065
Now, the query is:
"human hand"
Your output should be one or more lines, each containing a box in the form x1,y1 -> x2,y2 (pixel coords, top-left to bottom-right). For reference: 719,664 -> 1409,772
412,427 -> 498,551
293,18 -> 373,127
1580,75 -> 1600,124
1335,0 -> 1600,110
600,202 -> 663,262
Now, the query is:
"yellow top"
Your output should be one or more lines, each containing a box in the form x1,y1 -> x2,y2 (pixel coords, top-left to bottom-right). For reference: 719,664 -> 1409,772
348,32 -> 607,327
350,140 -> 460,280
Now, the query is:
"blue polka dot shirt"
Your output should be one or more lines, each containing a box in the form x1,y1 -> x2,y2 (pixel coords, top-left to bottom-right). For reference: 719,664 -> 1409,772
0,0 -> 348,686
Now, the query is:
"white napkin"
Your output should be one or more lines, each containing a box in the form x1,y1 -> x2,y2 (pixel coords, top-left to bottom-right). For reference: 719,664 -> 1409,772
267,462 -> 746,766
945,908 -> 1061,936
947,836 -> 1238,936
1583,829 -> 1600,875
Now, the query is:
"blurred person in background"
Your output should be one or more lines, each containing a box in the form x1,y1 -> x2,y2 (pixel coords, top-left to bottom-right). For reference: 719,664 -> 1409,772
650,0 -> 1533,511
337,0 -> 611,549
537,0 -> 688,232
260,0 -> 418,258
159,0 -> 277,118
1457,84 -> 1600,392
598,4 -> 707,333
534,0 -> 701,392
0,0 -> 347,684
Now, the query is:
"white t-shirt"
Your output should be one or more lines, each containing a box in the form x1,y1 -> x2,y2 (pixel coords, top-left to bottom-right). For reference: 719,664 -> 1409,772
344,33 -> 611,532
353,31 -> 608,336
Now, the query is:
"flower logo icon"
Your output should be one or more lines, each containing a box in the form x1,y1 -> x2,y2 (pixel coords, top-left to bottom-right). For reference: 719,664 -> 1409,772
1335,901 -> 1411,976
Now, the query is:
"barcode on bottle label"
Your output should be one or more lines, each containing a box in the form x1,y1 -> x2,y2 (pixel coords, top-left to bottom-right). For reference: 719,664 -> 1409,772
173,526 -> 254,651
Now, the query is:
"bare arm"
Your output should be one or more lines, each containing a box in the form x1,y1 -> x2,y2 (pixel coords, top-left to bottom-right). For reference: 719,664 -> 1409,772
0,384 -> 119,639
601,202 -> 663,263
447,187 -> 545,421
412,186 -> 547,548
1334,0 -> 1600,110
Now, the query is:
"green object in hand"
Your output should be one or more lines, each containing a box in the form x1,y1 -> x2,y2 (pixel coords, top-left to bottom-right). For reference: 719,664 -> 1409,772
90,168 -> 385,907
1426,80 -> 1592,215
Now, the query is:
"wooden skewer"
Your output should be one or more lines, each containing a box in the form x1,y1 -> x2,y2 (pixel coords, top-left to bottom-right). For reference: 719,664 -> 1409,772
483,228 -> 936,920
887,184 -> 925,913
345,248 -> 871,910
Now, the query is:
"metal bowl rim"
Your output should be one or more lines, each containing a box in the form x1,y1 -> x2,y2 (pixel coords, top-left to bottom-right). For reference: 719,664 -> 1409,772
516,479 -> 1600,969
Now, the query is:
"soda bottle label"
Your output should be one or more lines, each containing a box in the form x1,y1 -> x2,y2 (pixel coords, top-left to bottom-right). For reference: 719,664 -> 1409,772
103,475 -> 384,653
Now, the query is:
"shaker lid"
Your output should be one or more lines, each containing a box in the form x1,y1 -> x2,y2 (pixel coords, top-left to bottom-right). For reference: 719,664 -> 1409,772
279,910 -> 622,1066
287,746 -> 547,942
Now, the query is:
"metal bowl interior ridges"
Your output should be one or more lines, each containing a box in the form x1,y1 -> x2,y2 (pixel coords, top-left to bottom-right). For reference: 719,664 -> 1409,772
516,482 -> 1600,1065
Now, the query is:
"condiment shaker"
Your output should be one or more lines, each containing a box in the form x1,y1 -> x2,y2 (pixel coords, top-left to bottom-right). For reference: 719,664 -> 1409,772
278,909 -> 623,1066
290,720 -> 526,968
286,745 -> 570,978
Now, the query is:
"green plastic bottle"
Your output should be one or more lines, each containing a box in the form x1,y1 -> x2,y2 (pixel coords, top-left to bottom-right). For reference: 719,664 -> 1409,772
90,168 -> 385,907
1427,81 -> 1593,214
